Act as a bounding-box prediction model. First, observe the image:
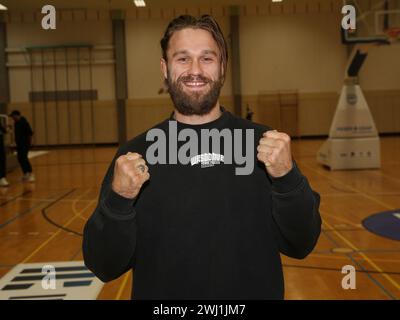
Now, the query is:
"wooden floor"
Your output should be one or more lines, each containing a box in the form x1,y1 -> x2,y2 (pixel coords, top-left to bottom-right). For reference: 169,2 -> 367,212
0,137 -> 399,300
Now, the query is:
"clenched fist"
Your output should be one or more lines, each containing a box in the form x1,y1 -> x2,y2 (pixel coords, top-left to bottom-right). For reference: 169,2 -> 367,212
257,130 -> 293,178
112,152 -> 150,199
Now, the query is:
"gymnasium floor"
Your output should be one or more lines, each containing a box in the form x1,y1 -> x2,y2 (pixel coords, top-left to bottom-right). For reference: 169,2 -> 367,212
0,137 -> 399,300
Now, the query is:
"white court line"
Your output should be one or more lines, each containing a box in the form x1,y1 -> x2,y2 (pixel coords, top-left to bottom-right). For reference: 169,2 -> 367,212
12,150 -> 49,159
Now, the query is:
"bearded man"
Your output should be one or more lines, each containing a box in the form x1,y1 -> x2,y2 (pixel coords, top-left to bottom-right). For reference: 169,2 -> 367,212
83,15 -> 321,300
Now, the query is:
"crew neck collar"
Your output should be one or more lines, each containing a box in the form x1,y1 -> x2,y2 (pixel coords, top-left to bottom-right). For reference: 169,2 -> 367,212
169,107 -> 230,130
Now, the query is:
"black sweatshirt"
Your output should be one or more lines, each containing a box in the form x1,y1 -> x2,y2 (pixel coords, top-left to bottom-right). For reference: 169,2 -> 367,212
83,109 -> 321,300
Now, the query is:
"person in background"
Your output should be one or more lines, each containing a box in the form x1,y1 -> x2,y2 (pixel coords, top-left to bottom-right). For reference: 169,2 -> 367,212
246,104 -> 254,121
9,110 -> 35,183
0,122 -> 9,187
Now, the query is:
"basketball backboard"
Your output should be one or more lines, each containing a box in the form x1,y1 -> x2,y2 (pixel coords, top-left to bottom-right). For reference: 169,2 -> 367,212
343,0 -> 400,44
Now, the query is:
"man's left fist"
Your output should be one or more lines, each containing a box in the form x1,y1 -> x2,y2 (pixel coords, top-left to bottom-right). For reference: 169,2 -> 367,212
257,130 -> 293,178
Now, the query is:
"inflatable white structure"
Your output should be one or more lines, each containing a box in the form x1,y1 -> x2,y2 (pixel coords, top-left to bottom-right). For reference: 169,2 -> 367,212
317,47 -> 381,169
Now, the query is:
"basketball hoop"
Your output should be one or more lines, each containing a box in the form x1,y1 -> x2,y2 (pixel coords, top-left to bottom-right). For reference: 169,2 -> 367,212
348,28 -> 357,34
385,27 -> 400,42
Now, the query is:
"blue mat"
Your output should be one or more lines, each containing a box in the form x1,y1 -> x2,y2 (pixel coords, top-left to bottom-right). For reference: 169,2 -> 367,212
362,210 -> 400,241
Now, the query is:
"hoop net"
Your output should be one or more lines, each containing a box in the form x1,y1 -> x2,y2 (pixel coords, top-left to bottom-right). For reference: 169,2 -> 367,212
385,27 -> 400,43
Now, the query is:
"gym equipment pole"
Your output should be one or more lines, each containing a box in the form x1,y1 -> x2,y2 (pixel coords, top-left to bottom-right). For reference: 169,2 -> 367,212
229,6 -> 243,117
89,47 -> 95,145
41,48 -> 48,145
77,47 -> 83,144
28,50 -> 36,138
65,47 -> 72,144
53,48 -> 60,144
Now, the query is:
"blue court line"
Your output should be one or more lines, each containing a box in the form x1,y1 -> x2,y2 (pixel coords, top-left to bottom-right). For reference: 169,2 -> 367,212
12,272 -> 95,282
321,230 -> 397,300
41,188 -> 83,237
2,283 -> 34,291
63,280 -> 92,287
0,191 -> 31,207
0,202 -> 48,230
21,266 -> 88,273
0,189 -> 75,230
9,294 -> 66,300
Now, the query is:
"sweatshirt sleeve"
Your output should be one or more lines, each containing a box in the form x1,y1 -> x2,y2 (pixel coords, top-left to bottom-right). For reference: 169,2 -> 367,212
82,148 -> 138,282
269,161 -> 322,259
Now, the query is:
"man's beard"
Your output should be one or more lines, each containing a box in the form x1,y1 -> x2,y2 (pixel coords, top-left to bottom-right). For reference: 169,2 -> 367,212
166,70 -> 223,116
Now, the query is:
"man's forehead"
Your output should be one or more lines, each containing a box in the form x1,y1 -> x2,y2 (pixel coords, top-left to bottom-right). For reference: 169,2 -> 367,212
168,28 -> 220,54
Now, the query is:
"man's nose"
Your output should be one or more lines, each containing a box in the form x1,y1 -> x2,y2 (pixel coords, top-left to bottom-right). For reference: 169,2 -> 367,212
188,59 -> 202,76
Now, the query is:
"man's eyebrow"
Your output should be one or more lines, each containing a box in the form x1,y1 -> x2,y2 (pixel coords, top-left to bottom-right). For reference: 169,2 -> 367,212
171,49 -> 218,58
202,50 -> 218,57
172,50 -> 189,58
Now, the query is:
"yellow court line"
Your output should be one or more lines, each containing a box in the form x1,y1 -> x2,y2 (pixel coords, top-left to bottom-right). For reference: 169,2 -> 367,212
76,215 -> 88,222
323,218 -> 400,292
72,188 -> 94,215
72,188 -> 94,221
307,253 -> 354,261
21,189 -> 96,264
301,163 -> 394,211
298,162 -> 400,293
72,187 -> 130,300
21,199 -> 96,263
322,212 -> 360,227
357,192 -> 400,196
309,253 -> 400,264
115,271 -> 131,300
373,170 -> 400,185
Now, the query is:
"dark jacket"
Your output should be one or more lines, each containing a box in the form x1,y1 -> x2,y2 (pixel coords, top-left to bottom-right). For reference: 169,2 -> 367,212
83,110 -> 321,300
14,116 -> 33,147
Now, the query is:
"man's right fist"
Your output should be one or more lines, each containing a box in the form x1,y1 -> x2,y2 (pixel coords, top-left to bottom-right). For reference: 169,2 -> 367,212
112,152 -> 150,199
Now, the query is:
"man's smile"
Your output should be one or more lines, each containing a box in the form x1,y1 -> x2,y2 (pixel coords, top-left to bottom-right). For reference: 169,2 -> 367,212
182,80 -> 208,91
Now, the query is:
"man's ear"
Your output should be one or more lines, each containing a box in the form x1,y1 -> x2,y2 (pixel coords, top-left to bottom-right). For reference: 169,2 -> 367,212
160,58 -> 168,80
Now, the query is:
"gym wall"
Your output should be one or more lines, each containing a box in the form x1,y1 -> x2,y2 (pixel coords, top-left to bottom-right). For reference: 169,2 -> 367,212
3,0 -> 400,146
6,11 -> 117,145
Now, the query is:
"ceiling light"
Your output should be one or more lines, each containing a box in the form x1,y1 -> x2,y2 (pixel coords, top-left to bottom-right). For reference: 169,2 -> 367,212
0,4 -> 8,10
134,0 -> 146,7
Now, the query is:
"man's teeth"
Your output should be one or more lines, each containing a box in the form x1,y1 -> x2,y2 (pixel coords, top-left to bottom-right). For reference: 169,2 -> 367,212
185,82 -> 206,86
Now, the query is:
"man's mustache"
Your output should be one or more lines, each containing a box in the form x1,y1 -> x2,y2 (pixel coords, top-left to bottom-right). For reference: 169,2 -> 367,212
177,75 -> 211,84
